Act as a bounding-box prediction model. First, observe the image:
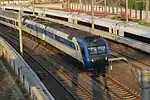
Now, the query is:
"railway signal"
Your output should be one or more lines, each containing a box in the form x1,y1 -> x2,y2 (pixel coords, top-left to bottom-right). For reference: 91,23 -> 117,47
140,68 -> 150,100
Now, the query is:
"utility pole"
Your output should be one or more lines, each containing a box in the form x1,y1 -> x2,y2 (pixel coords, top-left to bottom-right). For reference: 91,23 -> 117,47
32,0 -> 35,15
18,8 -> 23,55
62,0 -> 64,8
68,0 -> 70,12
91,0 -> 105,34
145,0 -> 149,22
104,0 -> 106,13
79,0 -> 82,10
126,0 -> 129,22
91,0 -> 95,34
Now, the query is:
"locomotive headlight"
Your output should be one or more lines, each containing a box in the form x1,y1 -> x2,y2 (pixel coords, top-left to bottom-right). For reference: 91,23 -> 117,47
105,57 -> 108,60
91,58 -> 94,62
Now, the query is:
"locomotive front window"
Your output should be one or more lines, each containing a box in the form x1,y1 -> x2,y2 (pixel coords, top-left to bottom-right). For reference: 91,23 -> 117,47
88,47 -> 97,55
88,46 -> 106,55
97,46 -> 106,54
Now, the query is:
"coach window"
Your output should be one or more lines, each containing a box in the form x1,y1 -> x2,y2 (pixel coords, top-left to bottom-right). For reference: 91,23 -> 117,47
59,37 -> 65,43
46,31 -> 53,38
35,12 -> 38,15
72,43 -> 75,49
24,11 -> 33,15
78,21 -> 92,27
117,30 -> 119,35
3,17 -> 5,22
12,21 -> 15,25
81,48 -> 85,58
124,32 -> 150,44
95,25 -> 109,32
32,25 -> 37,31
9,20 -> 13,24
55,35 -> 59,41
16,22 -> 18,26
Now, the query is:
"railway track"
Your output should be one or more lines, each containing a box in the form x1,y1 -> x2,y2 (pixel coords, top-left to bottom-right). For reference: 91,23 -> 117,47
109,41 -> 150,69
36,55 -> 94,100
29,36 -> 142,100
108,41 -> 150,95
43,41 -> 142,100
0,24 -> 143,99
0,27 -> 94,100
98,75 -> 141,100
0,28 -> 121,100
0,32 -> 77,100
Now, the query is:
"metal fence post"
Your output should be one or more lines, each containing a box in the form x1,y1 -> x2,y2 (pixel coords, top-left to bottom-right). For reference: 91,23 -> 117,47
140,68 -> 150,100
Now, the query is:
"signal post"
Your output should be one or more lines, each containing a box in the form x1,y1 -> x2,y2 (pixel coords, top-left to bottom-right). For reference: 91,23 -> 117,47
140,68 -> 150,100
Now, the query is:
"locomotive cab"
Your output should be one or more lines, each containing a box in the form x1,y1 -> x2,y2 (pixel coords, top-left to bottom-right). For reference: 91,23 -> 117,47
80,36 -> 110,76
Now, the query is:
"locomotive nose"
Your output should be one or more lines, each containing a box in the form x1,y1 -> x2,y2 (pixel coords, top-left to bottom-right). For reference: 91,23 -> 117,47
94,59 -> 109,75
93,58 -> 108,66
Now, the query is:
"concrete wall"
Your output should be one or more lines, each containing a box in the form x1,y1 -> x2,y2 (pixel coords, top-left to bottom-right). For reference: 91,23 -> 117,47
0,36 -> 54,100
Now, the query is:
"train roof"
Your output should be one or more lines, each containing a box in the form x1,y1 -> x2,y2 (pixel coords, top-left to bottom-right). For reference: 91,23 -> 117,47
27,17 -> 93,40
1,5 -> 20,10
44,9 -> 71,18
1,4 -> 44,13
0,10 -> 18,20
1,5 -> 149,39
76,15 -> 121,27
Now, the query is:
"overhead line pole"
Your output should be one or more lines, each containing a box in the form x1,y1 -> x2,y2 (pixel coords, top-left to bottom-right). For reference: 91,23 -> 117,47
91,0 -> 106,34
32,0 -> 35,15
145,0 -> 149,22
91,0 -> 95,34
18,7 -> 23,55
126,0 -> 129,22
104,0 -> 107,13
68,0 -> 70,12
79,0 -> 82,10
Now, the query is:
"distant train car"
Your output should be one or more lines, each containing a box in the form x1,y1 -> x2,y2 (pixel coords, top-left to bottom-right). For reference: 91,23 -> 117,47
71,14 -> 150,53
1,5 -> 150,53
75,15 -> 121,34
0,11 -> 18,28
116,22 -> 150,44
1,5 -> 45,17
114,22 -> 150,53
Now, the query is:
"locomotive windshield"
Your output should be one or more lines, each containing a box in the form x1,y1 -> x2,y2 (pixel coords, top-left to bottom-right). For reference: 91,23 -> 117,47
85,36 -> 107,55
84,36 -> 108,61
88,46 -> 106,55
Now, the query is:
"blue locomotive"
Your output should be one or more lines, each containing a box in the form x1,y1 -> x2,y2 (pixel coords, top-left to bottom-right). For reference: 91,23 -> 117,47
24,18 -> 110,75
0,15 -> 111,76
